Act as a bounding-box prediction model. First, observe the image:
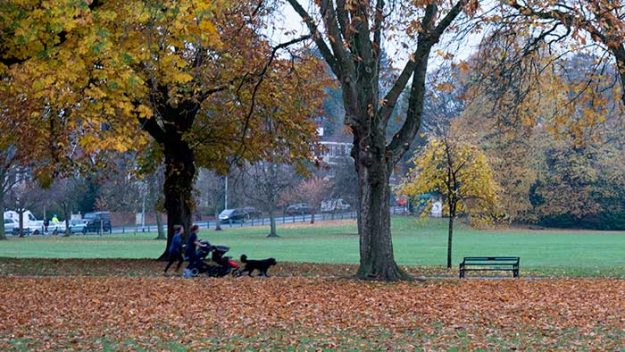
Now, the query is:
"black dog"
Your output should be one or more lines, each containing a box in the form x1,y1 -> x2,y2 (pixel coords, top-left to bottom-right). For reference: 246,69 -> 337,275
239,254 -> 277,277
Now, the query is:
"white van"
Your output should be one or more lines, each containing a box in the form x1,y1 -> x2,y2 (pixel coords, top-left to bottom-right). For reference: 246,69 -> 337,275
3,210 -> 44,235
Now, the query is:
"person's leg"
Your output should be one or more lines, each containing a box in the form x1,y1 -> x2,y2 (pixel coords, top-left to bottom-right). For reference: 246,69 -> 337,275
175,252 -> 184,272
164,255 -> 175,273
187,253 -> 196,270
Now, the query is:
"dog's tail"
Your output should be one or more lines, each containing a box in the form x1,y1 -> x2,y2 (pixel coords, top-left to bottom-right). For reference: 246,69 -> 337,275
240,254 -> 247,263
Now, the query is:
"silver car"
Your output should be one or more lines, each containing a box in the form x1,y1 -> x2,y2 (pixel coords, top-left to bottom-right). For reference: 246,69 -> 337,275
3,218 -> 29,235
68,219 -> 88,234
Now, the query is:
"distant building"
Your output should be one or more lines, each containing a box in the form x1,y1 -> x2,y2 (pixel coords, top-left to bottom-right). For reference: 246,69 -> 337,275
431,200 -> 442,218
318,141 -> 352,165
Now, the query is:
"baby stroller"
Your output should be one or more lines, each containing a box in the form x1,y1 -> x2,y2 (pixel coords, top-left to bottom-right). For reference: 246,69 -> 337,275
190,240 -> 240,277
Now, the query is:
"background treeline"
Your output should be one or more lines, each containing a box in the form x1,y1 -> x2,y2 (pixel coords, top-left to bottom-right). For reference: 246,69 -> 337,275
10,46 -> 625,230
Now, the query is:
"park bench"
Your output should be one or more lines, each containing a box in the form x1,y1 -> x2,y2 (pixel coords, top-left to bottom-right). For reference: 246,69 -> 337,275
459,256 -> 520,278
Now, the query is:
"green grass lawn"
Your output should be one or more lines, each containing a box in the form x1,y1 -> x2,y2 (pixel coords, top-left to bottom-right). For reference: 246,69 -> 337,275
2,217 -> 625,275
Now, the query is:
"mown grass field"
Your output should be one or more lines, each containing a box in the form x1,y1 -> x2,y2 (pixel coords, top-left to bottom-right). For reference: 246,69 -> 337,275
2,217 -> 625,274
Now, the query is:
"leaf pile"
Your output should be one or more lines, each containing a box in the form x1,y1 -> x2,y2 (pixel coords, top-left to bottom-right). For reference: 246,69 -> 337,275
1,276 -> 625,350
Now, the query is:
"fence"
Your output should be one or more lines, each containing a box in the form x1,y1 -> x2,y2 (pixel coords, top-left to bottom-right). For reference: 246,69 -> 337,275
114,207 -> 410,234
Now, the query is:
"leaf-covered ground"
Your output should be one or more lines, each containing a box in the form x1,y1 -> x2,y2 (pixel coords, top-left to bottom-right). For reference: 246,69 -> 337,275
0,258 -> 449,278
1,259 -> 624,351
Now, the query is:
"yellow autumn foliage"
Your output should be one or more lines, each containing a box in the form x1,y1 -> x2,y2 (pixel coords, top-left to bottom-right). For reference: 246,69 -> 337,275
401,136 -> 500,226
1,0 -> 328,180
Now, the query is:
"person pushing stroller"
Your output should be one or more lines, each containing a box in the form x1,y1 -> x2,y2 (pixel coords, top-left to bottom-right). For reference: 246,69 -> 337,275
182,224 -> 239,277
184,225 -> 207,274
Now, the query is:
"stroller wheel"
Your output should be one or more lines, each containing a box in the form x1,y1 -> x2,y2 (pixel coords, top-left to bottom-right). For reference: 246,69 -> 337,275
231,269 -> 241,277
191,268 -> 199,277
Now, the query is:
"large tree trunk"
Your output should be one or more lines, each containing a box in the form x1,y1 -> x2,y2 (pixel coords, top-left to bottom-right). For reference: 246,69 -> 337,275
214,209 -> 222,231
158,141 -> 196,260
354,136 -> 409,281
267,209 -> 278,238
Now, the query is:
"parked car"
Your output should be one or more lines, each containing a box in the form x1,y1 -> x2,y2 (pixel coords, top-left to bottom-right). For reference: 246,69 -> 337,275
241,207 -> 261,218
321,198 -> 351,213
4,218 -> 34,235
68,219 -> 88,234
47,221 -> 67,235
219,208 -> 249,223
83,211 -> 112,234
285,203 -> 312,216
3,218 -> 22,235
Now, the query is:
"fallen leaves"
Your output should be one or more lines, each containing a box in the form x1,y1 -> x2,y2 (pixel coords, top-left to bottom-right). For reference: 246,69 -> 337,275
1,271 -> 625,350
0,259 -> 623,349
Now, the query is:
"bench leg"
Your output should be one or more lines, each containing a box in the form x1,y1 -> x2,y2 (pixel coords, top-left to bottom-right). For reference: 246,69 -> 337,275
513,269 -> 519,278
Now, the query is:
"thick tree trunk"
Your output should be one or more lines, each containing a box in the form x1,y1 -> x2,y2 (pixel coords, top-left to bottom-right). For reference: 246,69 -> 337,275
267,209 -> 278,238
214,209 -> 222,231
354,139 -> 409,281
158,141 -> 196,260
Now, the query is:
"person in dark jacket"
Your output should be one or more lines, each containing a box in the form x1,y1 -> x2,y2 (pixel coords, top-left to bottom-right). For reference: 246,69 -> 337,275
164,225 -> 184,274
184,224 -> 206,274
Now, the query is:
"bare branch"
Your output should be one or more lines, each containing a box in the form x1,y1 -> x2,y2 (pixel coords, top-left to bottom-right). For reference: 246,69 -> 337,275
319,0 -> 356,77
285,0 -> 340,76
386,0 -> 469,165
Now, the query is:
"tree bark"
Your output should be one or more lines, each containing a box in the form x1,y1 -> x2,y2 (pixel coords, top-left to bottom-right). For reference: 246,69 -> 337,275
267,209 -> 279,237
214,209 -> 222,231
354,135 -> 409,281
158,140 -> 196,260
447,214 -> 454,269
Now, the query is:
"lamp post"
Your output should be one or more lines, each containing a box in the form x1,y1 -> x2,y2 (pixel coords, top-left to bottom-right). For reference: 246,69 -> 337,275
224,174 -> 228,210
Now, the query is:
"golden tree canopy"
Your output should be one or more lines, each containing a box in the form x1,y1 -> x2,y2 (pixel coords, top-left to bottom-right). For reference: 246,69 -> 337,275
401,135 -> 500,225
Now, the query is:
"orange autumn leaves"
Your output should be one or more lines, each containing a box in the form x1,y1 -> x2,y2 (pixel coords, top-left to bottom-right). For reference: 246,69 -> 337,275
1,273 -> 625,350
